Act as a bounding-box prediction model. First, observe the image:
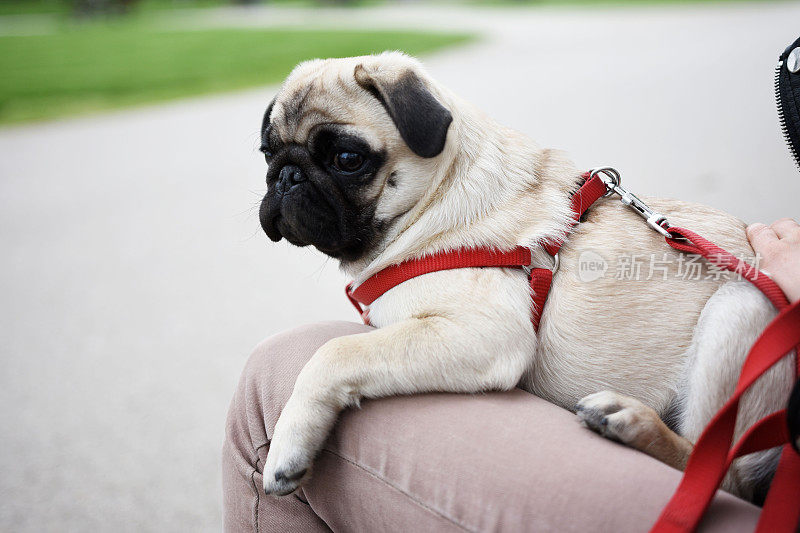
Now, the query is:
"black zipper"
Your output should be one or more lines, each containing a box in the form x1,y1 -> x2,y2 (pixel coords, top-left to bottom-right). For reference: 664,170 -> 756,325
775,45 -> 800,171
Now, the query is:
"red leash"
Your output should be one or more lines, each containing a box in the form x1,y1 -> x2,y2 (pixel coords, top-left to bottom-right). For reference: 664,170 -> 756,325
345,167 -> 800,531
653,227 -> 800,533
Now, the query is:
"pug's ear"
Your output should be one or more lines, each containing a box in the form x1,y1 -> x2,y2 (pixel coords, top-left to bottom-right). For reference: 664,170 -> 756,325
260,97 -> 276,152
355,65 -> 452,158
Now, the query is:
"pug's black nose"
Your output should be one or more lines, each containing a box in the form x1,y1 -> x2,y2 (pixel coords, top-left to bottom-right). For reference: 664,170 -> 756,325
276,164 -> 305,193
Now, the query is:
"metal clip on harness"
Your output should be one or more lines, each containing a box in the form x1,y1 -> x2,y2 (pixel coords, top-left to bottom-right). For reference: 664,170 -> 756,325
589,167 -> 672,237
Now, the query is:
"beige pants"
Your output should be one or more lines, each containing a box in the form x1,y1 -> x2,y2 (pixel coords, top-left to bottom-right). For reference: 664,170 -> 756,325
222,321 -> 759,532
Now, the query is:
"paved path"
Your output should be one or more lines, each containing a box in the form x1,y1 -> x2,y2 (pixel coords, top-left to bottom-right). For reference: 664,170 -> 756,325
1,2 -> 799,531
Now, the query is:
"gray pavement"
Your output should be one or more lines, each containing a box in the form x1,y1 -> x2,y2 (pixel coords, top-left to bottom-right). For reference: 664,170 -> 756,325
1,2 -> 799,531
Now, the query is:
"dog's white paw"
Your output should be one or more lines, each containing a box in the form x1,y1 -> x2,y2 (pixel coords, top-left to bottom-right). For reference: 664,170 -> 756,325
262,440 -> 313,496
262,404 -> 318,496
575,390 -> 661,447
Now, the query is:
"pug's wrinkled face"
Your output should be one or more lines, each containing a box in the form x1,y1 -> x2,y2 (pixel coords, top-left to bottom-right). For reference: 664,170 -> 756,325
258,53 -> 453,262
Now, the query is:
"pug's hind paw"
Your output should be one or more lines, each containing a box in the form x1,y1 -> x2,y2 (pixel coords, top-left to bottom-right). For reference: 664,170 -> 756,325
574,390 -> 661,448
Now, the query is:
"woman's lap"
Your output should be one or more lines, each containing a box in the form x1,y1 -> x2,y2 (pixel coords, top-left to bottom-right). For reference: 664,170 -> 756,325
222,321 -> 759,532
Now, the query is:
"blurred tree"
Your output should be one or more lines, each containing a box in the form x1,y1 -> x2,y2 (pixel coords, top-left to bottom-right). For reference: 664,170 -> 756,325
72,0 -> 140,17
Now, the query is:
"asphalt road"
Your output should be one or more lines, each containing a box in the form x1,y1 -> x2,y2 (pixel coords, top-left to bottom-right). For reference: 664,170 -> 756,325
1,2 -> 799,531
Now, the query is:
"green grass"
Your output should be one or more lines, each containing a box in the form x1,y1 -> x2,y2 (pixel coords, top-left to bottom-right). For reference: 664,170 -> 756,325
0,0 -> 777,15
0,25 -> 473,123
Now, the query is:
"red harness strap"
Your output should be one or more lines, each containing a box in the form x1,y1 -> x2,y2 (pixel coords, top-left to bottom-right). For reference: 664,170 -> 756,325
346,172 -> 607,329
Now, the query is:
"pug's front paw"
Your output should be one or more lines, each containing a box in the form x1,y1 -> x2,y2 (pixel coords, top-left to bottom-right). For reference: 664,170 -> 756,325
262,441 -> 313,496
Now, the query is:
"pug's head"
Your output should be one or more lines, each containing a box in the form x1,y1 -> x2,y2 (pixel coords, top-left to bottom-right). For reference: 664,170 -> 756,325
258,52 -> 453,262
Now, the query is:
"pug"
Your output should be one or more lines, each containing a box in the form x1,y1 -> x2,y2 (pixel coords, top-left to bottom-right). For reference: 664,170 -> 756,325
257,52 -> 792,502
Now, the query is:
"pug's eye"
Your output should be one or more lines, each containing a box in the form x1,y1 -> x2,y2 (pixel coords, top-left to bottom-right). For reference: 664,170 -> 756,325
333,151 -> 364,173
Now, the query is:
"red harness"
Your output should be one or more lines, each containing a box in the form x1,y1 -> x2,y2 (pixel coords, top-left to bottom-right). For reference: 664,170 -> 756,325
346,171 -> 609,330
345,168 -> 800,531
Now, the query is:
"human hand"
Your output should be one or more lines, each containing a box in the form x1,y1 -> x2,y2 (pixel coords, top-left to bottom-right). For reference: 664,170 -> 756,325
746,218 -> 800,303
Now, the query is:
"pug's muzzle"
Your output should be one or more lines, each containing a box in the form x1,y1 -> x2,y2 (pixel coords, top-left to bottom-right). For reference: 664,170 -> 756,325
259,141 -> 378,260
261,152 -> 337,246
